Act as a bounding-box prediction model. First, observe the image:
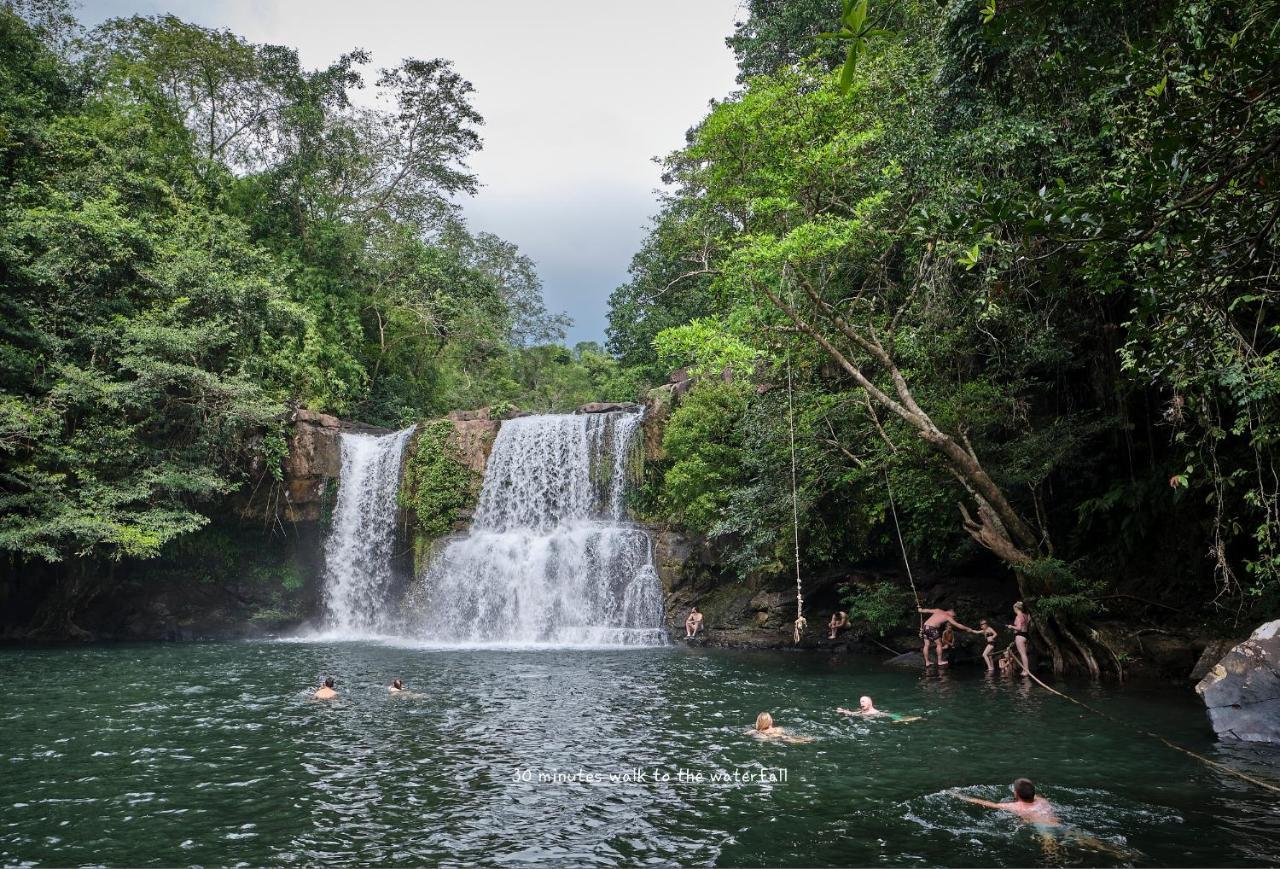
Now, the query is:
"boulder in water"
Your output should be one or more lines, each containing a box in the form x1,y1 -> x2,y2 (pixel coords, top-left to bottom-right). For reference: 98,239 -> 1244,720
1195,619 -> 1280,743
885,651 -> 925,668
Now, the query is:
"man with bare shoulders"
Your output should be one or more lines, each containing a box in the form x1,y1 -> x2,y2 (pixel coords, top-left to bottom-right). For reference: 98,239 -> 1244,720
918,606 -> 978,666
954,778 -> 1060,827
685,607 -> 703,639
313,676 -> 337,700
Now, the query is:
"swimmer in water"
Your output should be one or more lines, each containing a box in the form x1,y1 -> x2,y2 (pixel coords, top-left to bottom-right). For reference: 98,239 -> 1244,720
836,695 -> 922,722
749,712 -> 814,744
388,679 -> 405,693
954,779 -> 1131,859
313,677 -> 337,700
953,778 -> 1060,826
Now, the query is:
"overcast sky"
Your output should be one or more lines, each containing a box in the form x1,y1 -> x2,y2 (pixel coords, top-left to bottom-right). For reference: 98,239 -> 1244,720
77,0 -> 744,346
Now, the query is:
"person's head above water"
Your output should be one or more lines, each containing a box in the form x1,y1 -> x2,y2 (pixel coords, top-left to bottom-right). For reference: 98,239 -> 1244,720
1012,778 -> 1035,802
858,696 -> 874,712
755,712 -> 774,731
391,679 -> 403,690
323,677 -> 334,689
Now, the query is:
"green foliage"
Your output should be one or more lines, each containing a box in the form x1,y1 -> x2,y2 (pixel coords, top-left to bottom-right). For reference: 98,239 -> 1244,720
609,0 -> 1280,621
660,381 -> 752,535
653,317 -> 761,377
399,421 -> 477,539
839,580 -> 914,635
0,4 -> 591,577
1019,558 -> 1102,622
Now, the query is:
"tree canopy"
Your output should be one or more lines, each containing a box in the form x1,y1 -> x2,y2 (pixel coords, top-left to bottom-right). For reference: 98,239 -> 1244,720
610,0 -> 1280,648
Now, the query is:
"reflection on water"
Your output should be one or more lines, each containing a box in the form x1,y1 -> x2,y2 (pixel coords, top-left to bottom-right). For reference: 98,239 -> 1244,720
1,642 -> 1278,867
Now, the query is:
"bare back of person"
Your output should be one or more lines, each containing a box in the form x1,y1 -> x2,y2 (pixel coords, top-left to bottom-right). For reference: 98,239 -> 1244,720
923,609 -> 952,629
954,779 -> 1060,828
1001,795 -> 1060,826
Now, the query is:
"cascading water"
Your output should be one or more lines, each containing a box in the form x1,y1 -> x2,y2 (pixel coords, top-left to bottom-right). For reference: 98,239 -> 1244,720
408,411 -> 666,646
321,425 -> 415,635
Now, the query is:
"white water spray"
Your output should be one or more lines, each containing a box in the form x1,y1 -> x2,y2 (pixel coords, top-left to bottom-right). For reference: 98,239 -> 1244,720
409,411 -> 666,646
321,425 -> 415,635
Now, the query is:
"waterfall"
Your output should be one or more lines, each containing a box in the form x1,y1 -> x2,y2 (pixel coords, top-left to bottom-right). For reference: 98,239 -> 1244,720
408,411 -> 666,647
321,425 -> 415,635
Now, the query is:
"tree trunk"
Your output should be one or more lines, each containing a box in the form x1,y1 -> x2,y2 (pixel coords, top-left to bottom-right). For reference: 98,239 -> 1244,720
762,282 -> 1117,677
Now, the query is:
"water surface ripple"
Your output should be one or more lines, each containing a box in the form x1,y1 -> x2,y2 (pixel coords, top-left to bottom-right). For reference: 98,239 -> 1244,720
2,642 -> 1278,866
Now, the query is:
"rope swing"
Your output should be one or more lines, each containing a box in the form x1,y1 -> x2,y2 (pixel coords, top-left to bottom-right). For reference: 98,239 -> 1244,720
1017,660 -> 1280,795
787,359 -> 807,645
883,470 -> 924,631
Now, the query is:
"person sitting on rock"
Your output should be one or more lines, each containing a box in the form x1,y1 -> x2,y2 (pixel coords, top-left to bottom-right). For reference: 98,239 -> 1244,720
827,610 -> 849,639
313,677 -> 337,700
685,607 -> 704,639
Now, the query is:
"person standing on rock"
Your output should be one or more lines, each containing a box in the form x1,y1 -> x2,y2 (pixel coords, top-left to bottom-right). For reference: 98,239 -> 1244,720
1008,601 -> 1032,674
918,606 -> 979,666
978,619 -> 999,671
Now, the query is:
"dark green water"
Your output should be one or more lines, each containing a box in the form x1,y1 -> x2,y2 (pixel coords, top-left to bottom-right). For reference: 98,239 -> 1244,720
2,641 -> 1277,867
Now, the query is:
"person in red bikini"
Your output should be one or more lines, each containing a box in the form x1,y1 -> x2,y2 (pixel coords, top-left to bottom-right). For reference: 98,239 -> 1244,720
918,606 -> 979,666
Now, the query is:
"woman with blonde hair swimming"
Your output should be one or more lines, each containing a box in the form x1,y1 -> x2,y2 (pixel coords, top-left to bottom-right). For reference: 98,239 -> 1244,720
749,712 -> 813,744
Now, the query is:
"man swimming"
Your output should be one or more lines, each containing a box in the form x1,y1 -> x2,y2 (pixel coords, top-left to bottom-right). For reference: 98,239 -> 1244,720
313,677 -> 337,700
388,679 -> 405,693
835,695 -> 922,722
748,712 -> 814,744
918,606 -> 978,666
837,695 -> 887,717
953,778 -> 1060,826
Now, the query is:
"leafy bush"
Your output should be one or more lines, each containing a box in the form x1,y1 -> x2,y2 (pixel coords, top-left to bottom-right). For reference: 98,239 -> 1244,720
840,580 -> 915,636
398,421 -> 477,539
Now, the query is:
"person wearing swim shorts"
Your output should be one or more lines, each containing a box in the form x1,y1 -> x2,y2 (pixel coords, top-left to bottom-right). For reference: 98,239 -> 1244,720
918,606 -> 978,666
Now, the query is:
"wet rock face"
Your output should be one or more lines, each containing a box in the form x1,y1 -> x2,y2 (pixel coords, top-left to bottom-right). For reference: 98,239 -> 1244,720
241,409 -> 399,523
576,402 -> 640,414
445,409 -> 500,475
1196,620 -> 1280,743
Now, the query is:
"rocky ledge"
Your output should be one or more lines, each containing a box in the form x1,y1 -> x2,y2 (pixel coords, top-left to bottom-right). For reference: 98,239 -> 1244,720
1196,619 -> 1280,743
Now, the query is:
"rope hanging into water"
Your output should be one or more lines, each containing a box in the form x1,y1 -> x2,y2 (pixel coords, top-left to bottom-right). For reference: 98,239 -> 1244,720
883,470 -> 924,631
786,359 -> 805,644
1014,661 -> 1280,795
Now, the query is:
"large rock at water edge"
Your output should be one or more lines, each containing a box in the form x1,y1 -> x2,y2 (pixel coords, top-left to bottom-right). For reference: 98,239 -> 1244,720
1195,619 -> 1280,743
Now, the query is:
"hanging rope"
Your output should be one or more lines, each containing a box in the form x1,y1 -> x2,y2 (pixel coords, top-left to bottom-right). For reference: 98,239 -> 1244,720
786,358 -> 806,644
884,469 -> 924,631
1013,659 -> 1280,795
